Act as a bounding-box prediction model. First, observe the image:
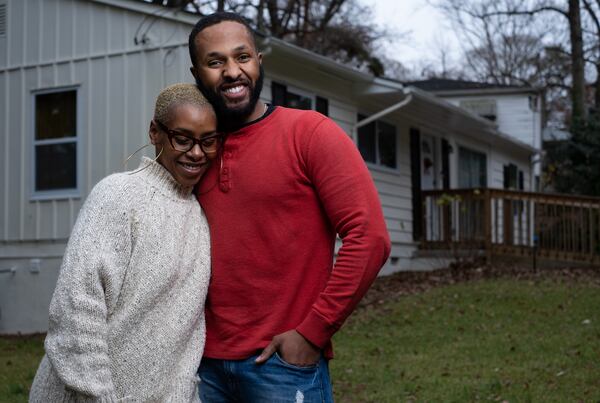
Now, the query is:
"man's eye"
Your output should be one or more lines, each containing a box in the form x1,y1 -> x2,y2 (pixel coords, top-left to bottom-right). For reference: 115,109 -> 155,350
207,60 -> 222,67
173,135 -> 193,146
238,54 -> 250,62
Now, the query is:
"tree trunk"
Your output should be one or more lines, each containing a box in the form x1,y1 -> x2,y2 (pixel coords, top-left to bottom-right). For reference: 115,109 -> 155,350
256,0 -> 266,33
569,0 -> 587,122
595,65 -> 600,113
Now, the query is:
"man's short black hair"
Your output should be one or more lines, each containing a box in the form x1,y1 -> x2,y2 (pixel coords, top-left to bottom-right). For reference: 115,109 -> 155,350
188,12 -> 257,67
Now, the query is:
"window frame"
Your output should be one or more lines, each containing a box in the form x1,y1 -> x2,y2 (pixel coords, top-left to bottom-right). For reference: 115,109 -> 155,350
271,81 -> 315,109
356,114 -> 399,172
283,84 -> 314,110
269,80 -> 330,116
459,98 -> 497,122
30,85 -> 82,201
457,144 -> 488,188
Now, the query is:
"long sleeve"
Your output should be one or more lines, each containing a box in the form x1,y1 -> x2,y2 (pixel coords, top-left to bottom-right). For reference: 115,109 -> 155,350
44,178 -> 132,401
295,117 -> 391,348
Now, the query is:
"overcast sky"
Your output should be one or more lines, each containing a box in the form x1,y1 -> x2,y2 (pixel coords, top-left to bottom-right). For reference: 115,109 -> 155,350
361,0 -> 462,73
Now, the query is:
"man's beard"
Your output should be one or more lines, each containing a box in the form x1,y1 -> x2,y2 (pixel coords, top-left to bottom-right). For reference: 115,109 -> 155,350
195,65 -> 264,131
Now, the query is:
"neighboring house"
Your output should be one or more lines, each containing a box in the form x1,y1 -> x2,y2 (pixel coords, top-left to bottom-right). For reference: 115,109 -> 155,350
408,78 -> 544,191
541,126 -> 571,192
0,0 -> 536,334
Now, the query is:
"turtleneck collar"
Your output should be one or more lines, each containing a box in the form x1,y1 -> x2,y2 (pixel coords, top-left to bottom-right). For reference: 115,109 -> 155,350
131,157 -> 194,199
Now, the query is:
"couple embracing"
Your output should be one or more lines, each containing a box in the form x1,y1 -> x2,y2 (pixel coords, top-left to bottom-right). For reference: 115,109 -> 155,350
29,12 -> 390,403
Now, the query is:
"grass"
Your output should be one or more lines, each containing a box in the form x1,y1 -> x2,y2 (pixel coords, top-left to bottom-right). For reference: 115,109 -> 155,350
0,335 -> 44,403
330,277 -> 600,402
1,275 -> 599,402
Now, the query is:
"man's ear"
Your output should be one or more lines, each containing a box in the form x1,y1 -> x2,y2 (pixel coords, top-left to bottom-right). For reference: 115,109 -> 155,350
258,52 -> 263,64
190,66 -> 199,81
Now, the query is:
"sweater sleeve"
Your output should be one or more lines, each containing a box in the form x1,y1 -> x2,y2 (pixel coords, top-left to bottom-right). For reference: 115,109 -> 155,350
44,177 -> 132,401
295,117 -> 391,348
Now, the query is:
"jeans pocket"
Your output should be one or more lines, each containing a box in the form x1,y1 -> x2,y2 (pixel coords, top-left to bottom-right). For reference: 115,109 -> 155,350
273,352 -> 319,370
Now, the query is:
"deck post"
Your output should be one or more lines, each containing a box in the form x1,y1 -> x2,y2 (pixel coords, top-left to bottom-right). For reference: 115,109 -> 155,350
484,189 -> 493,265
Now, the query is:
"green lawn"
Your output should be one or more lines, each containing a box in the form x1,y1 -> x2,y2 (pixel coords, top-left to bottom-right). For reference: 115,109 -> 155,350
330,277 -> 600,402
0,335 -> 44,403
1,275 -> 599,402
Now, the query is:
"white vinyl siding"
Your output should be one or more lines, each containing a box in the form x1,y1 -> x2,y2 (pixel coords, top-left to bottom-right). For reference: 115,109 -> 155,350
0,0 -> 192,242
446,94 -> 542,150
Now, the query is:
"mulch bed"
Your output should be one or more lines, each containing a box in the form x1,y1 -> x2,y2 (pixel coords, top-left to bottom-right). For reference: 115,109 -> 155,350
359,263 -> 600,310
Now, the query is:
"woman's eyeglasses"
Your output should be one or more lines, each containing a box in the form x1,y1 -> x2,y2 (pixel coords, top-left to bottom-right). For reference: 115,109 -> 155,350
155,119 -> 224,156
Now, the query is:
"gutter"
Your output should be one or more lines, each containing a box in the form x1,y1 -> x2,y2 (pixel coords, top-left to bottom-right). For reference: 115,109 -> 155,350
352,89 -> 414,142
90,0 -> 199,25
431,86 -> 542,97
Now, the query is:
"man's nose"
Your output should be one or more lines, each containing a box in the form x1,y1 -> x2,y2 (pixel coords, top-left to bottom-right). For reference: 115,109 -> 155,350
223,59 -> 242,79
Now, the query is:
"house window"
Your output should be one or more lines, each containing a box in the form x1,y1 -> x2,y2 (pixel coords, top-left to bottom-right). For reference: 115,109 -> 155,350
504,163 -> 525,190
357,114 -> 397,169
459,99 -> 497,122
33,88 -> 79,197
271,81 -> 329,116
458,146 -> 487,188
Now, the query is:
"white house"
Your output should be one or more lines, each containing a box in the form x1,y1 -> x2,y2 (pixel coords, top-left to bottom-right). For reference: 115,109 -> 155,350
409,78 -> 544,190
0,0 -> 537,334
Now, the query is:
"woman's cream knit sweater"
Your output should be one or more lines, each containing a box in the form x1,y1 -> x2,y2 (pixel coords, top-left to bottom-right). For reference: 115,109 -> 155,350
29,157 -> 211,403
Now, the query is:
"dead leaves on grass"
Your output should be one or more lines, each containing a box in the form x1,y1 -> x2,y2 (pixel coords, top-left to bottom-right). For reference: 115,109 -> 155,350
359,265 -> 600,311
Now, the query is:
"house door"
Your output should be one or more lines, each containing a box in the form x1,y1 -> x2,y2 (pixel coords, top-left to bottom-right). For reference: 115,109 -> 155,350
421,135 -> 441,240
421,135 -> 437,190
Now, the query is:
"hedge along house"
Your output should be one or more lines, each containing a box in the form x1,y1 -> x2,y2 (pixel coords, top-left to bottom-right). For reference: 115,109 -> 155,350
0,0 -> 536,334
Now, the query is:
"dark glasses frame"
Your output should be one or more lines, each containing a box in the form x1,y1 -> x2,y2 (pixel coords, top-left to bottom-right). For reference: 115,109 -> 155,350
155,119 -> 224,156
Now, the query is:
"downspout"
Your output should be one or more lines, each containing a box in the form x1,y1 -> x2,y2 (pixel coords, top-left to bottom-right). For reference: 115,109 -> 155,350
351,90 -> 414,142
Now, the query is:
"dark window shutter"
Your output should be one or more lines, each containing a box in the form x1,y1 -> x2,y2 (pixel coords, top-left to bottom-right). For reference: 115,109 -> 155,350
504,164 -> 519,189
410,128 -> 422,242
441,139 -> 450,190
518,170 -> 524,190
357,114 -> 376,163
271,82 -> 287,106
316,96 -> 329,116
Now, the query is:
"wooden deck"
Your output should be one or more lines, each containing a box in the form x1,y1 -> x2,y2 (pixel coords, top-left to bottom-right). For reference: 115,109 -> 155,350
420,189 -> 600,265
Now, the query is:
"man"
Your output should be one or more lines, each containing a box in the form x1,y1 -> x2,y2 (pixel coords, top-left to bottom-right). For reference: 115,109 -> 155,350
190,12 -> 391,402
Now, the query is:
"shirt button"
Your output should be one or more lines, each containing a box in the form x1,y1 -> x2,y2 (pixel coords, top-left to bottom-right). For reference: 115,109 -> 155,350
222,167 -> 229,174
224,152 -> 232,159
220,183 -> 229,192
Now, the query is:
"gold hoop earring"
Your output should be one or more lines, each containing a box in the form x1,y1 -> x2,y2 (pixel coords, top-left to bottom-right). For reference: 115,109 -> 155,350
123,143 -> 153,169
125,146 -> 164,175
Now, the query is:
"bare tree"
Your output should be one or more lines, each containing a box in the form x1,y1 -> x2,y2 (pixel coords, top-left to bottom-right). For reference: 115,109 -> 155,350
581,0 -> 600,112
169,0 -> 396,76
435,0 -> 586,122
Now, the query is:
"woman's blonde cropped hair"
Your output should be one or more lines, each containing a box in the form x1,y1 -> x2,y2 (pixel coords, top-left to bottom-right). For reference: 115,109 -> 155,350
153,83 -> 212,122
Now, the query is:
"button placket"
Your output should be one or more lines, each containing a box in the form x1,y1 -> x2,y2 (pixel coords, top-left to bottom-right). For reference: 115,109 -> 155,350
220,148 -> 232,192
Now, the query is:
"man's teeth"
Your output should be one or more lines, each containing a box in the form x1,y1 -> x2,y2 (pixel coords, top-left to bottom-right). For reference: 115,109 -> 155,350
181,163 -> 199,169
224,85 -> 244,94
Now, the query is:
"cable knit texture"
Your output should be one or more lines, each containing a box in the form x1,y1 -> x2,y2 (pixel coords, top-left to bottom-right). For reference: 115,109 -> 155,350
29,157 -> 211,403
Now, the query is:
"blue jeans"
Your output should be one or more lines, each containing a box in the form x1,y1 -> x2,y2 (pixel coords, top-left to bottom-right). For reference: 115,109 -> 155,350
198,353 -> 334,402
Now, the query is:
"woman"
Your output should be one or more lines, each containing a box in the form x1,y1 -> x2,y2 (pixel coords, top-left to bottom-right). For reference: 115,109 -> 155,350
29,83 -> 221,402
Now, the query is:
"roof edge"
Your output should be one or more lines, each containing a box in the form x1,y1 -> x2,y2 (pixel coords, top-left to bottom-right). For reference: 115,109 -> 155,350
433,86 -> 542,97
405,86 -> 538,154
